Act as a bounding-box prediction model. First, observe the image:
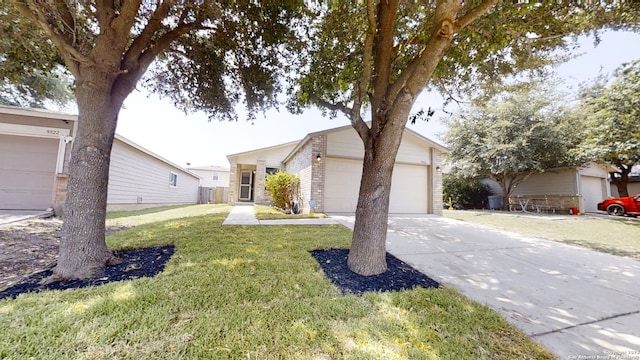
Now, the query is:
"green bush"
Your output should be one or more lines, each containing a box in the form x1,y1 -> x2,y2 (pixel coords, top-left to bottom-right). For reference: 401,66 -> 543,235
443,174 -> 493,209
265,171 -> 300,213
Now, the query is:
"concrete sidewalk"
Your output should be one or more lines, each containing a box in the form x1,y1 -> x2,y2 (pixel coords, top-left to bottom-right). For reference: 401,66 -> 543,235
222,204 -> 340,226
223,206 -> 640,358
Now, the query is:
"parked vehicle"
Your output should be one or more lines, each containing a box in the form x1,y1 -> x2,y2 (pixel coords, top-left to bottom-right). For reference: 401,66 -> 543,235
597,194 -> 640,217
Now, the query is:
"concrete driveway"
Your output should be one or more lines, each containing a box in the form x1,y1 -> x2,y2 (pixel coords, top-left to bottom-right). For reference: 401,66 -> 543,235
0,210 -> 52,225
331,214 -> 640,359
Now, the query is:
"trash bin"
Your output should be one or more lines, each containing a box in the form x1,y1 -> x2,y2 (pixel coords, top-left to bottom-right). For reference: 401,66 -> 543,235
488,195 -> 502,210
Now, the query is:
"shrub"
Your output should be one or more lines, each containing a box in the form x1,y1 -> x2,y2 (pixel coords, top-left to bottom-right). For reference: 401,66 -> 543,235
443,174 -> 492,209
265,171 -> 300,213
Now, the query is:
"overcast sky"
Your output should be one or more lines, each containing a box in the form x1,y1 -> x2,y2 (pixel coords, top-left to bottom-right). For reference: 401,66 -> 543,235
115,30 -> 640,169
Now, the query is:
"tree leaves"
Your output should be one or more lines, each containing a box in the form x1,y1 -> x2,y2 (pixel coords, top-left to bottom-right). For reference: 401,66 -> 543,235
443,81 -> 587,197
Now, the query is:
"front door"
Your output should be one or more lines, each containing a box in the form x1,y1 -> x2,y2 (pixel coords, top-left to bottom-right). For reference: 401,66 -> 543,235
239,171 -> 253,201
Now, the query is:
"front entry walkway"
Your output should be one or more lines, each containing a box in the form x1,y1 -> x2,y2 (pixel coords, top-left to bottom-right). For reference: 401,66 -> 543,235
222,204 -> 340,226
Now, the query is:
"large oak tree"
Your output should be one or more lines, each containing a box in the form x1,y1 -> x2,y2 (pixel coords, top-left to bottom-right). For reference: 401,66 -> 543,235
291,1 -> 639,275
578,60 -> 640,197
2,1 -> 305,280
443,82 -> 586,209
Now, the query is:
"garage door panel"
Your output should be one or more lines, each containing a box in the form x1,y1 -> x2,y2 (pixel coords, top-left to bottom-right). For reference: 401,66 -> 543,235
325,158 -> 428,213
389,165 -> 428,213
581,176 -> 605,213
0,135 -> 57,210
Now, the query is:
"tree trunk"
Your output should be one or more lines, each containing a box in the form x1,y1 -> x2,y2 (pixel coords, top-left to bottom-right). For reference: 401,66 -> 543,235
52,69 -> 122,280
347,146 -> 395,276
347,114 -> 409,276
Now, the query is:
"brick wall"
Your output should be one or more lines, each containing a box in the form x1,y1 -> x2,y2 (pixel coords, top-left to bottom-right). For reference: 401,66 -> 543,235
284,140 -> 313,213
228,158 -> 238,203
431,149 -> 443,215
52,174 -> 68,215
310,135 -> 327,213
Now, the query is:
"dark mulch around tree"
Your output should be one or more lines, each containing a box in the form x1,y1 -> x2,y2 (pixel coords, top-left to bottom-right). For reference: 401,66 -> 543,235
310,248 -> 439,295
0,245 -> 174,301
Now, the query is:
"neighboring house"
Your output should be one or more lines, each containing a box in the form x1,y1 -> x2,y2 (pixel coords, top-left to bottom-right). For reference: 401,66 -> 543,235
482,163 -> 611,213
187,165 -> 230,204
187,165 -> 230,188
107,135 -> 200,211
227,124 -> 446,215
610,165 -> 640,197
0,105 -> 199,212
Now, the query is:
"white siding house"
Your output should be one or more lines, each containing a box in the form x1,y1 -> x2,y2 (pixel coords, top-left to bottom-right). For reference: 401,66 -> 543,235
0,106 -> 199,212
107,135 -> 200,211
227,125 -> 446,215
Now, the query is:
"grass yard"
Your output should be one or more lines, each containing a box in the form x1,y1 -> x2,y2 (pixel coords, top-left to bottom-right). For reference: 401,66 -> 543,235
0,205 -> 554,359
444,210 -> 640,260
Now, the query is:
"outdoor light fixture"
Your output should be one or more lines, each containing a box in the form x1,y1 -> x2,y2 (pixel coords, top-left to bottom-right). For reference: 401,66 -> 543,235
316,153 -> 322,163
436,165 -> 441,172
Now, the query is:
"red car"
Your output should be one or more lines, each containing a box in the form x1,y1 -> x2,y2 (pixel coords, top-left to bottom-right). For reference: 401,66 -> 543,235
597,193 -> 640,217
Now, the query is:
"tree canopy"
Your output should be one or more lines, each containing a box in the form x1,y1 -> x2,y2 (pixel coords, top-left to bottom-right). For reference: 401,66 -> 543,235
1,1 -> 307,280
578,60 -> 640,197
444,82 -> 586,208
0,6 -> 73,107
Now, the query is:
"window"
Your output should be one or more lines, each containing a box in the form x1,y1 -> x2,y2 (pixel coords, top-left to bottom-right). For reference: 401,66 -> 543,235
213,172 -> 219,181
266,167 -> 279,176
169,172 -> 178,187
264,167 -> 279,190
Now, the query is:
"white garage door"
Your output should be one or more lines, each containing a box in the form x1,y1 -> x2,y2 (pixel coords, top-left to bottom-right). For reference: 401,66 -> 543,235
581,176 -> 606,213
0,134 -> 58,210
324,158 -> 429,213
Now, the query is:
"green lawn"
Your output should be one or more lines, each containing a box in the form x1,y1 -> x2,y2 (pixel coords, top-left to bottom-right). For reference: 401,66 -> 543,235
0,205 -> 554,359
444,210 -> 640,259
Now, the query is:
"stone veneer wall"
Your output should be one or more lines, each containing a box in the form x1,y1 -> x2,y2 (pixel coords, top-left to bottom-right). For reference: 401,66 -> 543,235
284,135 -> 327,214
284,141 -> 313,213
254,160 -> 268,205
228,158 -> 238,203
310,135 -> 326,213
52,174 -> 68,215
431,149 -> 443,215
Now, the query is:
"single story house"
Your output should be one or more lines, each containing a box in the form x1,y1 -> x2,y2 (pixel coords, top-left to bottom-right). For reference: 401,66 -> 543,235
227,124 -> 446,215
0,105 -> 199,213
482,163 -> 611,213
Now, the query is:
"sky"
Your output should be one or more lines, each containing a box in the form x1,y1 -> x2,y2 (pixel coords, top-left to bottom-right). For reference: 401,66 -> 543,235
115,31 -> 640,169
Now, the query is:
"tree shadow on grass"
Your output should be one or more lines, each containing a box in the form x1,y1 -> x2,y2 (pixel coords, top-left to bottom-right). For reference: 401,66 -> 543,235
310,248 -> 439,296
0,246 -> 174,301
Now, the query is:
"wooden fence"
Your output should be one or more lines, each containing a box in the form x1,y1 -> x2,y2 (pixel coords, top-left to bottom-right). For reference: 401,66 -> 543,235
198,187 -> 229,204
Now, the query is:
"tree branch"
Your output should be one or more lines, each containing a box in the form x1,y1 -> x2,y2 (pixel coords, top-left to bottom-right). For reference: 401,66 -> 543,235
110,0 -> 142,39
122,1 -> 182,71
455,0 -> 498,33
370,0 -> 399,125
352,0 -> 375,118
95,0 -> 117,32
11,1 -> 90,77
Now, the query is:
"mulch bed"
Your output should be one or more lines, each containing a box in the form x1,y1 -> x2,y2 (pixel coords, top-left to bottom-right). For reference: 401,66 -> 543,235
1,245 -> 438,300
310,248 -> 439,295
0,246 -> 174,300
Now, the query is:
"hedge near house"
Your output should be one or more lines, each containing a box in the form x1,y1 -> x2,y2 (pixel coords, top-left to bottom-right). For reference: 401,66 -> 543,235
443,174 -> 492,210
265,172 -> 300,213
